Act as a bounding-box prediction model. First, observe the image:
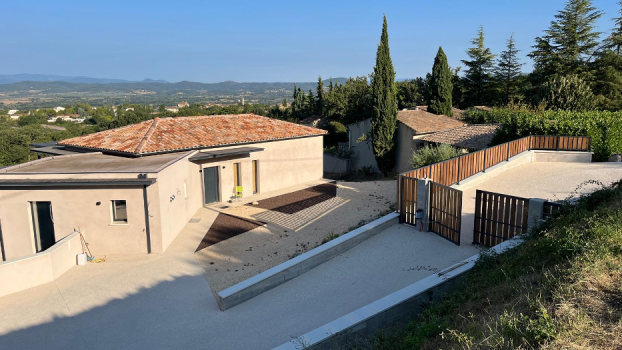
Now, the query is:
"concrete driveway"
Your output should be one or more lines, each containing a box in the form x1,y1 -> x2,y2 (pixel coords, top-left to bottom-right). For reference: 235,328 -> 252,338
0,162 -> 620,350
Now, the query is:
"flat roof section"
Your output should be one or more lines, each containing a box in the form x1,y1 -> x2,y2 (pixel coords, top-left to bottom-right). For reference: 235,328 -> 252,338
189,147 -> 264,161
1,151 -> 190,174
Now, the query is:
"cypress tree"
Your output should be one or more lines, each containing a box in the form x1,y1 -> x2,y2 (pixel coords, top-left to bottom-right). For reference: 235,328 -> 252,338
370,15 -> 398,175
428,46 -> 453,116
316,76 -> 324,115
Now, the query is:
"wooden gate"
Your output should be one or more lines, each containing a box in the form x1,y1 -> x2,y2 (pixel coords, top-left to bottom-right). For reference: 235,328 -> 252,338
473,190 -> 529,247
399,176 -> 418,225
429,182 -> 462,245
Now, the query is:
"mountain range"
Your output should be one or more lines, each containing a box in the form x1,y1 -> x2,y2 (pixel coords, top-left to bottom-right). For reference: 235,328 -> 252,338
0,74 -> 169,84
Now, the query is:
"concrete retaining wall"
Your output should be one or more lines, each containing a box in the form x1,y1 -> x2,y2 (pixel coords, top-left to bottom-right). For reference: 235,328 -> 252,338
533,150 -> 592,163
0,231 -> 82,298
323,154 -> 350,173
274,237 -> 524,350
216,212 -> 399,311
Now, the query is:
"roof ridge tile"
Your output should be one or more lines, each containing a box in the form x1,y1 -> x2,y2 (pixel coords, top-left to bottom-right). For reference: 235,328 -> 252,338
134,118 -> 160,154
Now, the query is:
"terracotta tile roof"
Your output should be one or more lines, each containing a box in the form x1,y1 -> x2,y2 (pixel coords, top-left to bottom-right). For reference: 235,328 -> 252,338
422,124 -> 501,150
416,105 -> 465,120
58,114 -> 327,156
397,108 -> 465,134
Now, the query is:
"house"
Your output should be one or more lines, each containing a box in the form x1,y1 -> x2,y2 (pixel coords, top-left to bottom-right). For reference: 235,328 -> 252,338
7,110 -> 18,115
165,106 -> 179,113
0,114 -> 326,261
415,105 -> 465,120
347,107 -> 465,173
48,114 -> 82,123
9,115 -> 20,120
53,106 -> 66,112
125,107 -> 134,112
177,101 -> 189,108
421,124 -> 501,151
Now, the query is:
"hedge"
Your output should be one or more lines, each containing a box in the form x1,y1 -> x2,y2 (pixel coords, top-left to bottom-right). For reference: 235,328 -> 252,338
463,108 -> 622,161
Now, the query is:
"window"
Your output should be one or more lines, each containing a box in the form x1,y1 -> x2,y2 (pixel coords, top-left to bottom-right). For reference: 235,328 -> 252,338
233,163 -> 241,188
111,200 -> 128,224
252,160 -> 259,193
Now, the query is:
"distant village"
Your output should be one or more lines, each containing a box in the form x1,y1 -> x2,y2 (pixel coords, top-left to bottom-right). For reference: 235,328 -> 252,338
2,101 -> 196,123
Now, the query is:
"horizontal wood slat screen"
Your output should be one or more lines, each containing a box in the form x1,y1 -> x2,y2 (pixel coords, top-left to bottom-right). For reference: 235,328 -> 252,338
473,190 -> 529,247
398,135 -> 590,189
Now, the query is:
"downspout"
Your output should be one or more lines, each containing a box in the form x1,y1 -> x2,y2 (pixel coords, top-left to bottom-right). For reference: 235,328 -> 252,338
0,217 -> 5,261
142,185 -> 152,254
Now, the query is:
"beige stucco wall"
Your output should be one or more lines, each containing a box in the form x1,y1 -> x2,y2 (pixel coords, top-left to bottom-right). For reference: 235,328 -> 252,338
0,135 -> 323,260
0,231 -> 82,298
155,155 -> 203,252
194,136 -> 324,203
395,122 -> 424,174
0,185 -> 150,259
348,119 -> 379,172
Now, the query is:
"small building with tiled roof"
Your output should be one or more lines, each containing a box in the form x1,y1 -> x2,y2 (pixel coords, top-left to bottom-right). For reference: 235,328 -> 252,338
421,124 -> 501,151
0,114 -> 326,261
347,107 -> 467,173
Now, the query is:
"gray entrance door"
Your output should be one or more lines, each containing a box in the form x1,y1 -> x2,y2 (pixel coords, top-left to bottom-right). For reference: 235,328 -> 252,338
203,166 -> 219,204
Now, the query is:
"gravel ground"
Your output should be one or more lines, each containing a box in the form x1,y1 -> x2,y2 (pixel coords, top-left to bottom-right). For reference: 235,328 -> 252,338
195,180 -> 397,293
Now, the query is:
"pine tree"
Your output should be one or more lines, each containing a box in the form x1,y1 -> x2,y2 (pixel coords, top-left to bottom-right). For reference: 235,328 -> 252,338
494,34 -> 524,104
428,46 -> 453,116
528,0 -> 603,82
370,15 -> 398,175
592,1 -> 622,110
461,26 -> 496,107
604,1 -> 622,55
316,76 -> 324,115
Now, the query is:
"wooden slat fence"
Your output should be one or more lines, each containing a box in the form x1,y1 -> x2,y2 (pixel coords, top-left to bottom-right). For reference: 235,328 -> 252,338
429,182 -> 462,245
542,201 -> 562,220
473,190 -> 529,247
399,176 -> 418,225
399,135 -> 591,188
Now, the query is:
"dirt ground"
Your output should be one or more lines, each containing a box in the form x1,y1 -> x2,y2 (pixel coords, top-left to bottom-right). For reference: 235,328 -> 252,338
195,180 -> 397,293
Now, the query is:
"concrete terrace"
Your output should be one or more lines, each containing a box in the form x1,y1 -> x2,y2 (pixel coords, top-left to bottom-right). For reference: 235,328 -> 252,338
0,162 -> 620,350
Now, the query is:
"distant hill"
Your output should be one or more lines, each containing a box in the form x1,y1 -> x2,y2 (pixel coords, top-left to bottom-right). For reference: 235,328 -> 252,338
0,76 -> 355,108
0,74 -> 169,84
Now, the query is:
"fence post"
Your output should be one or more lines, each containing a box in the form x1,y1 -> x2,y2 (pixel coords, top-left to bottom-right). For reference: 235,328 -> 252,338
483,149 -> 487,173
398,175 -> 403,223
527,198 -> 546,230
528,135 -> 532,150
506,142 -> 510,161
556,135 -> 560,151
416,178 -> 431,232
456,156 -> 461,185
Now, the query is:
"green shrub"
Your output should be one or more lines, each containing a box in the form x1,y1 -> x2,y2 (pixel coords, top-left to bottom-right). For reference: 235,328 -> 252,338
322,121 -> 348,147
409,144 -> 463,169
463,108 -> 622,161
535,75 -> 596,111
323,146 -> 353,159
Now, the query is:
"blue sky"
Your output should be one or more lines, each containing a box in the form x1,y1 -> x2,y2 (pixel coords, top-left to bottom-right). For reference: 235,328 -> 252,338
0,0 -> 619,83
